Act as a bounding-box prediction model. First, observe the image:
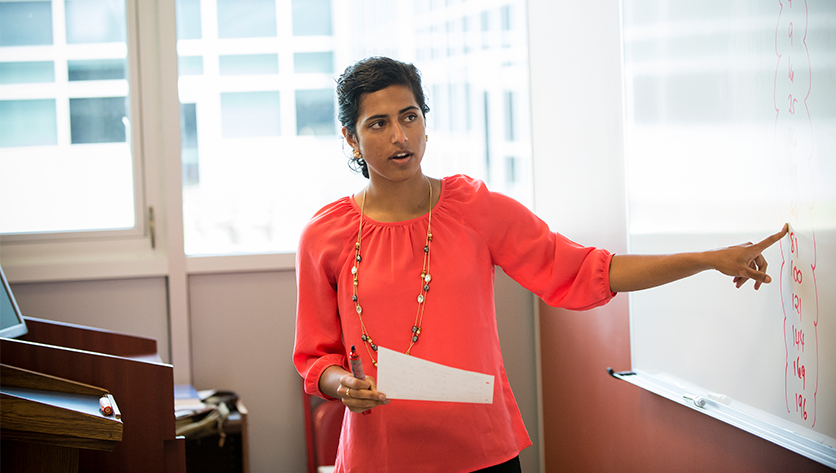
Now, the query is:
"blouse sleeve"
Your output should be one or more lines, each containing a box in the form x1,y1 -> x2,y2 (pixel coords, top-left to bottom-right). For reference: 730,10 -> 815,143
452,176 -> 616,310
293,216 -> 350,399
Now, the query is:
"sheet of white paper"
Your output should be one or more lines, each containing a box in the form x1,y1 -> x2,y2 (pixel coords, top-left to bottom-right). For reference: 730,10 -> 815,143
375,346 -> 494,404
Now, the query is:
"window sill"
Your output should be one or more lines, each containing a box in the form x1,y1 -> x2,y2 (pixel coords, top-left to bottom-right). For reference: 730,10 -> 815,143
1,250 -> 297,284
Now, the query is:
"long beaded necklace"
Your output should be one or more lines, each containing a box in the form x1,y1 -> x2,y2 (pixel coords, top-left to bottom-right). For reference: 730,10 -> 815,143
351,177 -> 434,367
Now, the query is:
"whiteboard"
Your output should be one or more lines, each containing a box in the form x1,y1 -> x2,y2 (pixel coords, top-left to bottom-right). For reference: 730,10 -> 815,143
620,0 -> 835,467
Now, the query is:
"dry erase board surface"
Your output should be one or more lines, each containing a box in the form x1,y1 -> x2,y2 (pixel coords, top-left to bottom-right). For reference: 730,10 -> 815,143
622,0 -> 836,461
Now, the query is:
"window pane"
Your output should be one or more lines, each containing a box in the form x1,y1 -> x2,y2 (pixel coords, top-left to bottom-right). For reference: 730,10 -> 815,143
292,0 -> 332,36
217,0 -> 276,38
0,99 -> 58,147
295,89 -> 334,136
0,0 -> 137,235
0,62 -> 55,84
294,52 -> 333,74
68,59 -> 126,81
181,103 -> 199,185
0,2 -> 53,46
0,142 -> 136,233
65,0 -> 126,44
70,97 -> 128,144
221,92 -> 280,138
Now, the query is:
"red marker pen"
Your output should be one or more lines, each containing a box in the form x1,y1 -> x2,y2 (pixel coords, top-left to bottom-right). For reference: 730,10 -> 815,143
349,345 -> 365,380
99,395 -> 113,416
349,345 -> 372,415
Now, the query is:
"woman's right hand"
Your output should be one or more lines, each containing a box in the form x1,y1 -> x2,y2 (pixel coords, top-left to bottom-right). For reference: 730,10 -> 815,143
337,373 -> 389,413
320,365 -> 389,413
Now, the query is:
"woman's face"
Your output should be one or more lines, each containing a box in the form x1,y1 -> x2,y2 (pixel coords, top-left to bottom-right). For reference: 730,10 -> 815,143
344,84 -> 427,185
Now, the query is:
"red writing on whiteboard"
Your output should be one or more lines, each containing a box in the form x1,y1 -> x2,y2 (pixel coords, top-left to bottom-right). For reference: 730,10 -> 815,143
776,0 -> 817,429
793,357 -> 806,389
796,393 -> 808,420
791,260 -> 803,283
792,325 -> 804,352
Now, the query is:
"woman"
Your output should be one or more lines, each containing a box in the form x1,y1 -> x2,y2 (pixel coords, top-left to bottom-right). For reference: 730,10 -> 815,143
293,56 -> 787,472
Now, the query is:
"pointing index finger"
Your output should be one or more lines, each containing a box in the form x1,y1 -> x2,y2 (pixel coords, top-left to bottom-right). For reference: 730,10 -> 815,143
754,223 -> 789,251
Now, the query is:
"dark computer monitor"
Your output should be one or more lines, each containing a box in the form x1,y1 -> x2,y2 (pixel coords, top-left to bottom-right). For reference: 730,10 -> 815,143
0,265 -> 27,339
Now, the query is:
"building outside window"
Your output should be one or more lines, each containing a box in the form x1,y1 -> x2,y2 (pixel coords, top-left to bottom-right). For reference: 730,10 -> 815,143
176,0 -> 531,255
0,0 -> 531,258
0,0 -> 139,235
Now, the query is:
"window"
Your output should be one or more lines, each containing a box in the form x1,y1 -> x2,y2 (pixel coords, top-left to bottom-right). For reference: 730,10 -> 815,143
0,0 -> 139,235
176,0 -> 531,255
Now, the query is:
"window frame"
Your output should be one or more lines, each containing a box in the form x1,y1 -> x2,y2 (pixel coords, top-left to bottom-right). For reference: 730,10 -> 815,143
0,0 -> 172,283
0,0 -> 148,243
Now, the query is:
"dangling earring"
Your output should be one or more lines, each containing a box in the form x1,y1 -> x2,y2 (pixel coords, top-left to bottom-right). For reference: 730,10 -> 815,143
425,135 -> 429,142
353,148 -> 362,160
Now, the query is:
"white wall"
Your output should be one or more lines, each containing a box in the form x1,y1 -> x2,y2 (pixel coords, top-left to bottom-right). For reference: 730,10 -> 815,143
527,0 -> 627,245
188,270 -> 301,473
526,2 -> 627,470
11,277 -> 170,361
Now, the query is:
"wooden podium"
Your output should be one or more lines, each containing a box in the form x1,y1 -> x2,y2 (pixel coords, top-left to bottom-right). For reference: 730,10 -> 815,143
1,364 -> 123,472
0,317 -> 186,473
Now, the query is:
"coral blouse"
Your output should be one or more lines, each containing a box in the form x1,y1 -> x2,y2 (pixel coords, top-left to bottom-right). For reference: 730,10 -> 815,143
294,175 -> 615,472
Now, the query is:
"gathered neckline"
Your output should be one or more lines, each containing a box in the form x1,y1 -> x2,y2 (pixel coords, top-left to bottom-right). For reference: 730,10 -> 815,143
348,177 -> 447,227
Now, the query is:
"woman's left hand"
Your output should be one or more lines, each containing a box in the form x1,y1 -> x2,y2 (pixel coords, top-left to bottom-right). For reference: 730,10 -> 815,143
710,223 -> 789,290
609,224 -> 789,293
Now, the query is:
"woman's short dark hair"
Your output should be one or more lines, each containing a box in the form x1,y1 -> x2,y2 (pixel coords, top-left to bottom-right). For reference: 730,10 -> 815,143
337,56 -> 430,178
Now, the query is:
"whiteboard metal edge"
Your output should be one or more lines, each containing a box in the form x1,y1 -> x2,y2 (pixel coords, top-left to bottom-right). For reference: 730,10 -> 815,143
611,370 -> 836,470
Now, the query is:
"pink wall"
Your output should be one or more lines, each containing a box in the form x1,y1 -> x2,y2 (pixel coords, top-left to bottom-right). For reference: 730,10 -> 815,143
539,298 -> 831,472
